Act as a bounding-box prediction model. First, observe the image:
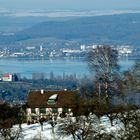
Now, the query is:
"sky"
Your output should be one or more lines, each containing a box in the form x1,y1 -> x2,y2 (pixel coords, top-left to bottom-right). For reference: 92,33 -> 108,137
0,0 -> 140,11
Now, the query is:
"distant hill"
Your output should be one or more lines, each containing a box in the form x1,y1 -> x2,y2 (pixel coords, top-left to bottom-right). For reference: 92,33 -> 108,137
1,13 -> 140,45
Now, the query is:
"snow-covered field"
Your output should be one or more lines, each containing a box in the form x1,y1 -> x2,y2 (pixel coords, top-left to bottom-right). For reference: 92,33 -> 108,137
13,122 -> 71,140
12,116 -> 119,140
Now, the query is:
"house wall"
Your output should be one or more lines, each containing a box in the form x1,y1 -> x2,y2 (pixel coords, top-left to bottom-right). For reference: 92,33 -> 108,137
2,74 -> 12,82
26,107 -> 71,123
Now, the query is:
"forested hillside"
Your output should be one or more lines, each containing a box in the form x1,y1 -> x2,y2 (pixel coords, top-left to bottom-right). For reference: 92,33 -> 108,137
0,13 -> 140,46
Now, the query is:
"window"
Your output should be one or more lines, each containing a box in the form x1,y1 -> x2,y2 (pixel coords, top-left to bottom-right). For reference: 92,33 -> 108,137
52,108 -> 58,113
39,108 -> 46,113
31,108 -> 35,113
63,108 -> 68,113
47,94 -> 58,105
47,100 -> 56,105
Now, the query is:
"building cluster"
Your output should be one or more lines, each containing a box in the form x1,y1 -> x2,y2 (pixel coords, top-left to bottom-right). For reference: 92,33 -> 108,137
115,46 -> 133,56
0,44 -> 136,59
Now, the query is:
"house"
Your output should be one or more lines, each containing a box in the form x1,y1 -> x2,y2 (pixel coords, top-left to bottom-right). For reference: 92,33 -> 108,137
26,90 -> 79,123
2,73 -> 12,82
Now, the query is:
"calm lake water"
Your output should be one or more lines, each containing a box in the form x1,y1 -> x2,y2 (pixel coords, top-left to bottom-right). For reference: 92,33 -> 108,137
0,57 -> 136,79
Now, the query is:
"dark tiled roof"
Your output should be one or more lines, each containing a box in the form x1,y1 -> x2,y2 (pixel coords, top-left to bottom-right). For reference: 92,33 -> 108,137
27,90 -> 79,108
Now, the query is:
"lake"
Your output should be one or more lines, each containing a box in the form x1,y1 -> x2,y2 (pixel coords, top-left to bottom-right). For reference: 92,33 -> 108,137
0,57 -> 136,79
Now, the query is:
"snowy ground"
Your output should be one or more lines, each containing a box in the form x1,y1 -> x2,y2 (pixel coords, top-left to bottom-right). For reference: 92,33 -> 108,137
13,122 -> 71,140
11,116 -> 119,140
13,123 -> 66,140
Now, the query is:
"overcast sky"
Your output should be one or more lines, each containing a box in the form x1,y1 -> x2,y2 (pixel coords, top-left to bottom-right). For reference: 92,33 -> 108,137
0,0 -> 140,11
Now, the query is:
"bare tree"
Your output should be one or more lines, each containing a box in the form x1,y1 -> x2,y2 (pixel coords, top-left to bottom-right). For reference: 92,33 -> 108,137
57,113 -> 117,140
57,117 -> 79,140
57,115 -> 100,140
130,60 -> 140,91
115,107 -> 140,140
87,45 -> 119,78
48,116 -> 57,140
0,127 -> 22,140
0,103 -> 25,140
118,60 -> 140,105
87,45 -> 120,99
31,132 -> 48,140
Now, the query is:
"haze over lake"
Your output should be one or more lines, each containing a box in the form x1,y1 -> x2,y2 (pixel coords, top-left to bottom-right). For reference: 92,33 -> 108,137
0,58 -> 135,79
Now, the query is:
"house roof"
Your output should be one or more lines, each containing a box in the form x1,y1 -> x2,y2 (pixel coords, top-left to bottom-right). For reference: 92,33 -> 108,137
27,90 -> 79,108
3,73 -> 11,77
